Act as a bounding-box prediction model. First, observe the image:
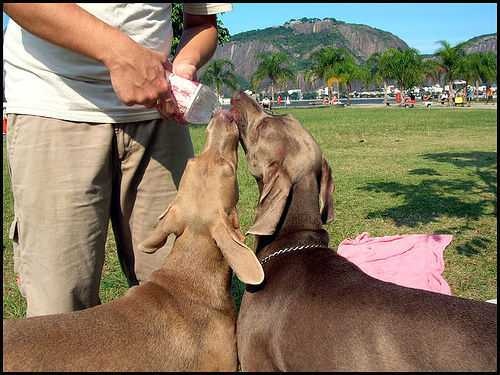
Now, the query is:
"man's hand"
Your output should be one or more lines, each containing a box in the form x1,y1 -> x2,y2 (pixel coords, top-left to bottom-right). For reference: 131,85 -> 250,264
104,40 -> 174,109
155,61 -> 198,124
172,61 -> 198,82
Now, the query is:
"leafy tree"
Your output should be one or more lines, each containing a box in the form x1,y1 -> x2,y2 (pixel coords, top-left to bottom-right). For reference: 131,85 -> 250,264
455,51 -> 497,101
363,52 -> 390,105
200,59 -> 238,98
463,52 -> 497,87
363,51 -> 395,102
475,52 -> 497,85
435,40 -> 465,103
306,47 -> 353,100
422,59 -> 442,86
170,3 -> 231,57
251,52 -> 295,102
327,50 -> 360,105
378,48 -> 424,98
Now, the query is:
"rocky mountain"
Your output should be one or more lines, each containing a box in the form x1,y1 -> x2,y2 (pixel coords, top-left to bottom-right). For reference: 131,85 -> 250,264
458,33 -> 497,54
210,17 -> 409,90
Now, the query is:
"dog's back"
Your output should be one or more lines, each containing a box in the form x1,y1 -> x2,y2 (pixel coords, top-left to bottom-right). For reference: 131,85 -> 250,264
4,281 -> 237,372
238,247 -> 497,372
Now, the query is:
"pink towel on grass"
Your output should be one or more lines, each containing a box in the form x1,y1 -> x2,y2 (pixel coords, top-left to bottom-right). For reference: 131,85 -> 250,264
337,232 -> 453,295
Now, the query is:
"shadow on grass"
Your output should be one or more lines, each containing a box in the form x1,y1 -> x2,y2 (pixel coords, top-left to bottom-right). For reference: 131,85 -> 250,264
408,168 -> 442,176
362,179 -> 488,226
422,151 -> 497,196
456,236 -> 492,256
360,151 -> 497,257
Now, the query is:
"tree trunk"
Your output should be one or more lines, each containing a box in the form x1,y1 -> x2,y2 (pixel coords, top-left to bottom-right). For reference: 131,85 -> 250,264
448,80 -> 453,107
347,82 -> 352,106
271,83 -> 274,105
383,80 -> 388,106
475,80 -> 479,102
464,80 -> 468,107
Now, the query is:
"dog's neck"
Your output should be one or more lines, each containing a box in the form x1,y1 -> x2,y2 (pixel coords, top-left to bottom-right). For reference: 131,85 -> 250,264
255,172 -> 329,258
148,229 -> 234,311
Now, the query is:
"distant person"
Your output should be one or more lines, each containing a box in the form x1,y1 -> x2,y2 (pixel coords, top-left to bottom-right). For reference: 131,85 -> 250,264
448,90 -> 455,106
395,91 -> 402,104
422,93 -> 432,109
486,85 -> 494,104
440,91 -> 448,105
277,95 -> 282,106
285,96 -> 291,107
466,86 -> 474,106
262,96 -> 271,109
454,90 -> 465,107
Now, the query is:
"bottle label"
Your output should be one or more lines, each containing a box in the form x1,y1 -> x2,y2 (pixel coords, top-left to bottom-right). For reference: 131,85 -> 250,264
168,73 -> 202,116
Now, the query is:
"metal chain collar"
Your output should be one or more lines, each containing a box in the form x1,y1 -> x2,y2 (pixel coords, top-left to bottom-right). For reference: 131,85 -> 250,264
259,243 -> 325,265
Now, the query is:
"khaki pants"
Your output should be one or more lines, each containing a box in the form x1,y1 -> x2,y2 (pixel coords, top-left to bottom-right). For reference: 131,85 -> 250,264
6,114 -> 194,317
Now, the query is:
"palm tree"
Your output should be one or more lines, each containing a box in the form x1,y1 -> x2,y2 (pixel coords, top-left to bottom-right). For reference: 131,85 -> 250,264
422,59 -> 441,86
455,53 -> 480,102
306,47 -> 360,103
305,47 -> 344,100
364,52 -> 390,105
477,52 -> 497,85
331,50 -> 359,106
455,52 -> 497,102
420,58 -> 442,101
200,59 -> 238,99
252,52 -> 295,104
378,48 -> 424,100
435,40 -> 465,105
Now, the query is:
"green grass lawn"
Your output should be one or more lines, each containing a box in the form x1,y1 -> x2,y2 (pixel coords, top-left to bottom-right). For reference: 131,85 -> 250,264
3,106 -> 497,319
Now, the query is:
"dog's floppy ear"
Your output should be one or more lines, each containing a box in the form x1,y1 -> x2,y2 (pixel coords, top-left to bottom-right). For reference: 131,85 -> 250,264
212,208 -> 264,285
319,156 -> 335,224
247,162 -> 292,236
138,203 -> 184,254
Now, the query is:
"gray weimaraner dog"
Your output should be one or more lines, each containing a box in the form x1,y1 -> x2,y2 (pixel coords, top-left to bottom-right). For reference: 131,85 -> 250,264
230,91 -> 497,372
3,109 -> 264,372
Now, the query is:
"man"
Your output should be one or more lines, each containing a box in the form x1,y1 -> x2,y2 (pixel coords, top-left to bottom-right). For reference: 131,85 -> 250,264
485,85 -> 493,104
4,3 -> 232,317
466,85 -> 474,106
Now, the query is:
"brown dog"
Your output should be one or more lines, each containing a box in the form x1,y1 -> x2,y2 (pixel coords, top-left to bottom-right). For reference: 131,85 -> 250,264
3,109 -> 264,372
231,91 -> 497,372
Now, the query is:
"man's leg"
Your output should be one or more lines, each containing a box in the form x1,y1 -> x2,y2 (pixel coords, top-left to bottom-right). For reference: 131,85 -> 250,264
6,115 -> 114,317
110,119 -> 194,285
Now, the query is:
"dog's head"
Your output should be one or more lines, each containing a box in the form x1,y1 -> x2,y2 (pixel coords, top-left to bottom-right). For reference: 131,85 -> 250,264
138,109 -> 264,285
230,91 -> 335,236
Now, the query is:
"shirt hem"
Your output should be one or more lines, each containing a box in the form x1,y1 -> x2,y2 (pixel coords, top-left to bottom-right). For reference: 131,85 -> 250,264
4,106 -> 163,124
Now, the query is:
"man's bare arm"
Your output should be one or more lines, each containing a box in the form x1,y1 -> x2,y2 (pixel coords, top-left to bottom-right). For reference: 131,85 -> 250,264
172,13 -> 219,80
4,3 -> 172,108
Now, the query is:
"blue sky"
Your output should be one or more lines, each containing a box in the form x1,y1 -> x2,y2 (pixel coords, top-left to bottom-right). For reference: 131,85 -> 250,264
3,3 -> 497,54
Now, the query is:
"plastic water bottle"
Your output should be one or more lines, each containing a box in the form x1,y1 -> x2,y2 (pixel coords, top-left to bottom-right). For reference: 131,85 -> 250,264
166,73 -> 221,124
